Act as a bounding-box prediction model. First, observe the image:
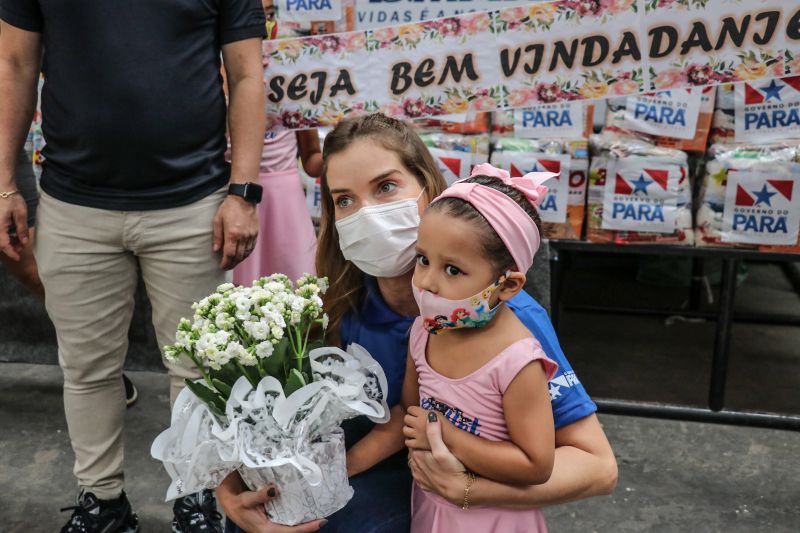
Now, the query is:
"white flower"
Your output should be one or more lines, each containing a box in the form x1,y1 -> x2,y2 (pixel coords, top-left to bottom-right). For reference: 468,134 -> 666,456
174,330 -> 192,350
215,313 -> 234,330
216,283 -> 235,294
270,326 -> 284,340
235,295 -> 252,312
164,346 -> 182,363
321,314 -> 329,330
256,341 -> 274,359
317,277 -> 329,294
214,330 -> 231,347
244,320 -> 269,341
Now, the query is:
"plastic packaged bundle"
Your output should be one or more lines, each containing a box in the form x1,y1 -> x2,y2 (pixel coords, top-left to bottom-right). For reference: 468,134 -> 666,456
709,84 -> 736,144
695,143 -> 800,252
489,137 -> 588,240
420,132 -> 490,185
603,87 -> 715,152
587,135 -> 693,245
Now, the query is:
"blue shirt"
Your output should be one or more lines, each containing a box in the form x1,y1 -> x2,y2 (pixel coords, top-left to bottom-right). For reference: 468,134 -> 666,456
341,278 -> 597,429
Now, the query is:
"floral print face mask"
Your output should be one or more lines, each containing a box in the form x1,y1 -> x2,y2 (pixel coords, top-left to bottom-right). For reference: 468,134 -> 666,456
412,272 -> 510,334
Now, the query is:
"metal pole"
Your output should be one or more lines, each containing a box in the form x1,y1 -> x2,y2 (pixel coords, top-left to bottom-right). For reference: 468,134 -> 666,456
709,258 -> 739,412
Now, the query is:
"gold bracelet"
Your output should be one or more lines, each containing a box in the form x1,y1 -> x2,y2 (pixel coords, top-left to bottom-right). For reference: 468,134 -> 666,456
461,472 -> 476,510
0,190 -> 19,199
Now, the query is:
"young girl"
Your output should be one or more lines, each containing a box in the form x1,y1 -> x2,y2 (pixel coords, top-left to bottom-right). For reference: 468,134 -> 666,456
403,163 -> 559,532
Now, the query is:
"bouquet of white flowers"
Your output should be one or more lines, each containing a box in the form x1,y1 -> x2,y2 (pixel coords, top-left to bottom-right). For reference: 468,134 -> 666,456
151,274 -> 389,525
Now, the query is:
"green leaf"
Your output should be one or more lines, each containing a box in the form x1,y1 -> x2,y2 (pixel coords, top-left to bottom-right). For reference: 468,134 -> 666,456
211,378 -> 232,399
263,337 -> 290,381
283,368 -> 307,397
185,379 -> 226,415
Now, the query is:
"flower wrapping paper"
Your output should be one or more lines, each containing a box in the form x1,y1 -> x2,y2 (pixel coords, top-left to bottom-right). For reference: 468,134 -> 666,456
151,343 -> 389,525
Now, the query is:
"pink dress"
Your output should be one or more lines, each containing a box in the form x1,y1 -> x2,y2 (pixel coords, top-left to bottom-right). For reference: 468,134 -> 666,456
233,131 -> 317,286
409,317 -> 558,533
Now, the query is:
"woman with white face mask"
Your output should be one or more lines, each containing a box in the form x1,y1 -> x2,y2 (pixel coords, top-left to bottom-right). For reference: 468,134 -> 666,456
220,114 -> 617,533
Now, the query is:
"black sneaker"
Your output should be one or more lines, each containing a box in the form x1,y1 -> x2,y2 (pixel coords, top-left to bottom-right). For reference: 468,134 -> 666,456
123,374 -> 138,408
172,489 -> 223,533
60,490 -> 140,533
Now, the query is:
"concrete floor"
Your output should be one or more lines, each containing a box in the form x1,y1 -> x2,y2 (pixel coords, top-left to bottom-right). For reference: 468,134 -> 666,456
1,363 -> 799,533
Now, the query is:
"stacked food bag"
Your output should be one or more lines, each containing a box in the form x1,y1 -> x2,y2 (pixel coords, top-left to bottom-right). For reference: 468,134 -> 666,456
490,137 -> 589,240
419,131 -> 490,185
587,133 -> 694,245
696,76 -> 800,252
695,143 -> 800,252
604,87 -> 715,153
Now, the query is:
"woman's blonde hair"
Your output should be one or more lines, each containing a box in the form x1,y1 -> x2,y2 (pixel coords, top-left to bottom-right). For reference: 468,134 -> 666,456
316,113 -> 447,346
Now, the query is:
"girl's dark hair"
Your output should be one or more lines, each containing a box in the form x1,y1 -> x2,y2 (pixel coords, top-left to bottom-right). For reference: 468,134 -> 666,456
426,175 -> 542,275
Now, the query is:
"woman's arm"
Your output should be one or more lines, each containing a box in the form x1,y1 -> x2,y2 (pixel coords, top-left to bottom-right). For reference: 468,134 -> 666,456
411,413 -> 618,508
407,362 -> 554,485
216,471 -> 327,532
295,130 -> 323,178
345,352 -> 419,477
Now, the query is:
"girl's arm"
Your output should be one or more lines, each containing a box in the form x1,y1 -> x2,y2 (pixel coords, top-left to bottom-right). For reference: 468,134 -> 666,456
407,361 -> 553,485
411,413 -> 618,508
295,129 -> 323,178
345,352 -> 419,477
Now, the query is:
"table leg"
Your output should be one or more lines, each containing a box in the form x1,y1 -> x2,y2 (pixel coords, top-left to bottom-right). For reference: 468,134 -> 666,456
709,258 -> 739,412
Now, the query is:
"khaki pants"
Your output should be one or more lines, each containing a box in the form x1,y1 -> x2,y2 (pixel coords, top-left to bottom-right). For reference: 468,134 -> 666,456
34,189 -> 229,499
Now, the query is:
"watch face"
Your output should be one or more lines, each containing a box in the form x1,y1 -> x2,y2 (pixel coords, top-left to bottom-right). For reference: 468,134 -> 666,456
244,182 -> 263,203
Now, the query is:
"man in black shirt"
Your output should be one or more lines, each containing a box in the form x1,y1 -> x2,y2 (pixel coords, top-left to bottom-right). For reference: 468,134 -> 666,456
0,1 -> 268,531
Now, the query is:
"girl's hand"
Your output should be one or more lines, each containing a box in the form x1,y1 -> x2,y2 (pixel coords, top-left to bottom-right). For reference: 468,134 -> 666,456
408,409 -> 467,505
403,406 -> 439,450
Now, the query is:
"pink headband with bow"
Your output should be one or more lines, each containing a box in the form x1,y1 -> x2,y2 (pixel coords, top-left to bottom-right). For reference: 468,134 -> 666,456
431,162 -> 556,272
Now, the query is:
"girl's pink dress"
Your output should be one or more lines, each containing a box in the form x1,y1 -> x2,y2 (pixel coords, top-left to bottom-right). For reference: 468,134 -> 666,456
233,131 -> 317,286
409,317 -> 558,533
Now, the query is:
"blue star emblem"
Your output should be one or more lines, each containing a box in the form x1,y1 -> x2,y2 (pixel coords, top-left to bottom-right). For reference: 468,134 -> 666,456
760,79 -> 784,102
752,184 -> 777,206
631,174 -> 651,195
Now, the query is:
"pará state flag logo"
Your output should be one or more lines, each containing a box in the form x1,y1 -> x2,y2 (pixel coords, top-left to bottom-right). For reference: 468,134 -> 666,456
602,161 -> 679,233
623,88 -> 702,140
493,152 -> 569,224
722,170 -> 800,245
430,147 -> 473,186
734,76 -> 800,143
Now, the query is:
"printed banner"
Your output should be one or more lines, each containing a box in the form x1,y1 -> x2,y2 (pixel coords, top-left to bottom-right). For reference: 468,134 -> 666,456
494,152 -> 569,223
722,170 -> 800,245
264,0 -> 800,130
514,101 -> 585,139
623,89 -> 702,140
602,161 -> 680,233
734,75 -> 800,142
356,0 -> 527,30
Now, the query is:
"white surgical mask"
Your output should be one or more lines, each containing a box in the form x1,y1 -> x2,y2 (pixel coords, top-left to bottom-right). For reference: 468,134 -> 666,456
335,192 -> 423,278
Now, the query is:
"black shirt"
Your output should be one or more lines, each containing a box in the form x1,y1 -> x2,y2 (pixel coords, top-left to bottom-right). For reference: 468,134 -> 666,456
0,0 -> 265,210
